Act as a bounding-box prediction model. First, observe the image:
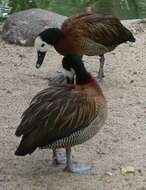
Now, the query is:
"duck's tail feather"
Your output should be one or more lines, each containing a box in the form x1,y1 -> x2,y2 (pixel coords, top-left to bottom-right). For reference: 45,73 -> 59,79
15,137 -> 36,156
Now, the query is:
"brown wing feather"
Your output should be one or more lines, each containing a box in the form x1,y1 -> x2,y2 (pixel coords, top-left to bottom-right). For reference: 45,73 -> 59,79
15,85 -> 99,148
62,12 -> 134,47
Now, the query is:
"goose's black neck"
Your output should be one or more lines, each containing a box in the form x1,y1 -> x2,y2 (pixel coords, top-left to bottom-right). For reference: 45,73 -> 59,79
40,28 -> 64,45
62,55 -> 93,85
75,63 -> 91,85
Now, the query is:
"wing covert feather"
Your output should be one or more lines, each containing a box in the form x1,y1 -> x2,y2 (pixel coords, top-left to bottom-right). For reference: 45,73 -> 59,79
15,85 -> 99,146
62,13 -> 131,46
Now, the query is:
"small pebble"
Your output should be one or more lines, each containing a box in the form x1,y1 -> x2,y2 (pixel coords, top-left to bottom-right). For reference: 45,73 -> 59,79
105,171 -> 113,176
121,166 -> 136,175
133,71 -> 137,75
130,80 -> 134,83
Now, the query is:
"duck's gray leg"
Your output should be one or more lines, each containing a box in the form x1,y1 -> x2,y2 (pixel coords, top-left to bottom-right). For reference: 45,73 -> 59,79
64,147 -> 91,174
97,55 -> 105,80
52,149 -> 66,165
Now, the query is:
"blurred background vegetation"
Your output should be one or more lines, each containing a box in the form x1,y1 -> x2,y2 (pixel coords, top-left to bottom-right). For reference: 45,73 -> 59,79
0,0 -> 146,20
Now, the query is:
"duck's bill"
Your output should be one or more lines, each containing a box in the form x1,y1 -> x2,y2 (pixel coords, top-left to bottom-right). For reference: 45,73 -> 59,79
36,51 -> 46,68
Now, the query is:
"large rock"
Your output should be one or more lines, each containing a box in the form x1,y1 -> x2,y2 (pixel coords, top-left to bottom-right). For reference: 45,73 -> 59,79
2,9 -> 66,46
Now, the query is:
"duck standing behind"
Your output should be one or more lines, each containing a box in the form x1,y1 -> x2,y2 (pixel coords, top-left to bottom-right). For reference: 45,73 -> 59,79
35,12 -> 135,80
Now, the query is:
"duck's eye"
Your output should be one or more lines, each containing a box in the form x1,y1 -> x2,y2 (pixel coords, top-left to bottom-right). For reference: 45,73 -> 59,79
41,43 -> 45,47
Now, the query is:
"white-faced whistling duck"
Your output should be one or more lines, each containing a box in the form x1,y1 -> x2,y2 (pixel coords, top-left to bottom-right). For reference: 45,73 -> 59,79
34,12 -> 135,80
15,54 -> 107,173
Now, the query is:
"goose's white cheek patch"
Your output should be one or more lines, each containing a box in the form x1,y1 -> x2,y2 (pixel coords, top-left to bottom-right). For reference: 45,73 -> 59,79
34,37 -> 49,52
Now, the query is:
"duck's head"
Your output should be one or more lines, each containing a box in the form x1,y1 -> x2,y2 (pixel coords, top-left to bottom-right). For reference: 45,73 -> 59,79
34,28 -> 64,68
62,55 -> 89,85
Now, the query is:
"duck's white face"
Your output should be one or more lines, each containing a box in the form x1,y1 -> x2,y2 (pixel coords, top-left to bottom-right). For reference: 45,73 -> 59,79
34,37 -> 49,52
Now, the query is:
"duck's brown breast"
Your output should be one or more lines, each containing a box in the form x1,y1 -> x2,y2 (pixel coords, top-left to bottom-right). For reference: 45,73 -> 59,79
54,37 -> 83,56
55,36 -> 116,56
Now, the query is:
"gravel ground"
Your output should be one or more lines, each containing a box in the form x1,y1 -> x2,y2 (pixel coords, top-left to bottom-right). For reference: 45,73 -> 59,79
0,21 -> 146,190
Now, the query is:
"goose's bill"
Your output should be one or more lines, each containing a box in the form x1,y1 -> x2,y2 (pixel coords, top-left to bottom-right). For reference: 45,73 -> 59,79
36,51 -> 46,68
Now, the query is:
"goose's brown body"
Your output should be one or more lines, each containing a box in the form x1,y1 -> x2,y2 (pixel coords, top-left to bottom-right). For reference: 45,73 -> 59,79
55,13 -> 135,56
15,82 -> 107,155
35,12 -> 135,80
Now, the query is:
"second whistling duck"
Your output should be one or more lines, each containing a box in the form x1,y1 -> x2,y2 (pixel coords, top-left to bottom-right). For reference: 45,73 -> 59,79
15,54 -> 107,174
34,12 -> 135,80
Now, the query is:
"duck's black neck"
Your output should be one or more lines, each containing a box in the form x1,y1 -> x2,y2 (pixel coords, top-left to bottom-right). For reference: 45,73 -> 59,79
40,28 -> 64,45
62,55 -> 97,85
75,64 -> 92,85
75,63 -> 103,96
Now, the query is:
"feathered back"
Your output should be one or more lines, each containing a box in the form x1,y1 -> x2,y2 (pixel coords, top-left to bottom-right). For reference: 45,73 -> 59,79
15,85 -> 104,148
62,12 -> 135,46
